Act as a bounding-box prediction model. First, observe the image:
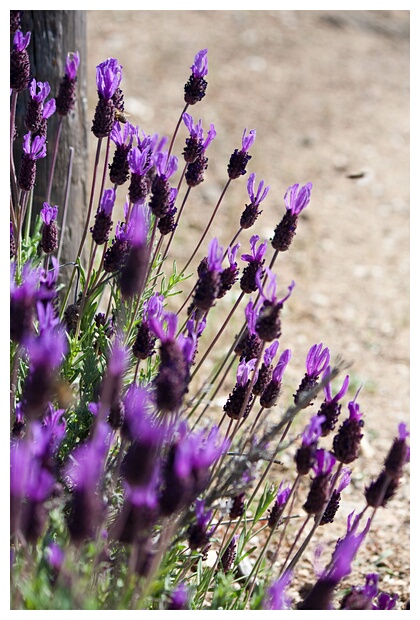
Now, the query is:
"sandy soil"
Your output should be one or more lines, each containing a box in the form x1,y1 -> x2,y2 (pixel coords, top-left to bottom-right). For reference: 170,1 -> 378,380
86,10 -> 410,608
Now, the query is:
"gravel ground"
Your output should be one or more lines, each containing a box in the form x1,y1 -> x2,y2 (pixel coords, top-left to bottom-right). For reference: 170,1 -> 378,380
87,10 -> 410,608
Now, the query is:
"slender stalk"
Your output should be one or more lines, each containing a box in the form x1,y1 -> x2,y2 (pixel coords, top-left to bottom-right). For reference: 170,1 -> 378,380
179,178 -> 231,275
59,138 -> 103,318
190,291 -> 245,381
57,146 -> 75,264
46,116 -> 63,203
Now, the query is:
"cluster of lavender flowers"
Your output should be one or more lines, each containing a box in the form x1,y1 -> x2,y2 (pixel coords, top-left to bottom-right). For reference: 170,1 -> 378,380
10,12 -> 409,611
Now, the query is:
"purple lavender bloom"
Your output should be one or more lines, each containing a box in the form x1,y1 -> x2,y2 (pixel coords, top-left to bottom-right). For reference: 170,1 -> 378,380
319,466 -> 351,526
149,312 -> 190,412
40,203 -> 58,226
92,58 -> 123,138
182,112 -> 216,163
260,348 -> 292,408
254,268 -> 295,342
302,449 -> 336,516
167,582 -> 189,610
65,421 -> 111,542
191,49 -> 208,78
294,343 -> 330,407
45,542 -> 65,571
227,128 -> 256,179
10,261 -> 39,343
25,79 -> 53,133
18,134 -> 47,191
96,57 -> 123,100
295,414 -> 325,476
272,182 -> 313,252
263,571 -> 293,610
109,121 -> 135,185
187,498 -> 214,551
132,293 -> 164,361
267,480 -> 292,529
175,424 -> 230,481
65,51 -> 80,80
340,572 -> 379,609
10,30 -> 31,92
299,514 -> 371,609
332,387 -> 364,464
217,242 -> 240,298
192,238 -> 224,311
240,234 -> 267,294
317,366 -> 350,436
56,51 -> 80,116
373,591 -> 399,610
40,203 -> 59,254
224,358 -> 257,420
13,29 -> 31,52
284,182 -> 313,215
90,188 -> 115,245
252,340 -> 279,396
234,300 -> 263,362
240,172 -> 270,229
160,422 -> 229,514
184,49 -> 208,105
10,437 -> 55,542
149,151 -> 178,218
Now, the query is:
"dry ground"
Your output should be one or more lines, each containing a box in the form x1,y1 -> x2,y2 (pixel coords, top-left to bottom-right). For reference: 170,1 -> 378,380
87,10 -> 410,608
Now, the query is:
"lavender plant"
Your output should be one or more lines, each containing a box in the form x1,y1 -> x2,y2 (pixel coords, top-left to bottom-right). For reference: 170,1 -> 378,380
9,14 -> 409,611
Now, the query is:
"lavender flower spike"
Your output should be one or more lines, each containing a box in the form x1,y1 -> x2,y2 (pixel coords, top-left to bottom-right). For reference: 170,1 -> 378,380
294,343 -> 330,408
263,571 -> 293,610
184,49 -> 208,105
227,128 -> 256,180
272,181 -> 313,252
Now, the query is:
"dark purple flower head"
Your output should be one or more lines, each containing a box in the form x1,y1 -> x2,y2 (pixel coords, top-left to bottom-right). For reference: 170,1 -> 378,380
182,112 -> 216,163
227,129 -> 256,179
284,182 -> 313,215
11,31 -> 31,92
96,57 -> 123,99
263,571 -> 293,610
184,50 -> 209,102
65,51 -> 80,80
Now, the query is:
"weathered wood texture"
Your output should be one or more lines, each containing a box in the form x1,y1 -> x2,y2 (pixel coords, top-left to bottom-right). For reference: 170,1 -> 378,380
16,10 -> 88,269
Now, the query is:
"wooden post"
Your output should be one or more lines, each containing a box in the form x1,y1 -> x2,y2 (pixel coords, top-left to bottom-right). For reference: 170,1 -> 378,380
16,10 -> 88,271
